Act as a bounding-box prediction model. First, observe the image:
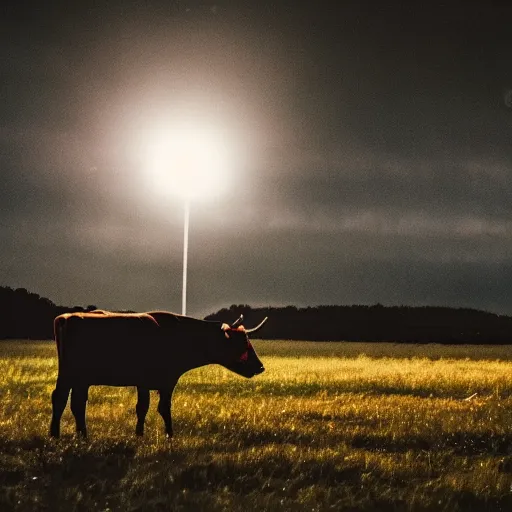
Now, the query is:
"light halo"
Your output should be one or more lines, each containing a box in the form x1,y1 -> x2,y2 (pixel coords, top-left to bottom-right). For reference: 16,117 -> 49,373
146,119 -> 232,201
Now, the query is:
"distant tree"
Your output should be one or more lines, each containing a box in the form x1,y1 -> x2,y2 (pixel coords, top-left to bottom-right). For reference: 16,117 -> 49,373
2,285 -> 512,344
206,304 -> 512,344
0,286 -> 105,340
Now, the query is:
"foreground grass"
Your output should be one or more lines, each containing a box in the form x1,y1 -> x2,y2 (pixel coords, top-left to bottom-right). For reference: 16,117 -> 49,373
1,340 -> 512,511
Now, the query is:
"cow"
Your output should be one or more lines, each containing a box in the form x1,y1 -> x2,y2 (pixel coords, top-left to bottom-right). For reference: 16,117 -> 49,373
49,310 -> 266,438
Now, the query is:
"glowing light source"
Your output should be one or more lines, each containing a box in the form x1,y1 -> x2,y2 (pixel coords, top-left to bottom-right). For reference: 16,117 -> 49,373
143,115 -> 233,315
146,121 -> 232,200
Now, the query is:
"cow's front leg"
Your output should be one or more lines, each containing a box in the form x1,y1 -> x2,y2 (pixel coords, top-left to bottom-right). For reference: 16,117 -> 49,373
70,385 -> 89,437
157,384 -> 176,438
135,387 -> 150,436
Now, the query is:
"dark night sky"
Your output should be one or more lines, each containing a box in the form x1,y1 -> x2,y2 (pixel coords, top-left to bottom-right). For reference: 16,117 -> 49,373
1,1 -> 512,316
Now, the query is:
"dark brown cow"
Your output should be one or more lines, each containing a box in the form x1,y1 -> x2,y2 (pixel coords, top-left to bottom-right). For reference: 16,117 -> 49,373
50,310 -> 266,438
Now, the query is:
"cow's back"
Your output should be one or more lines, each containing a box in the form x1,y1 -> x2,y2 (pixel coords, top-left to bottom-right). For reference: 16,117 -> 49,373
55,312 -> 174,387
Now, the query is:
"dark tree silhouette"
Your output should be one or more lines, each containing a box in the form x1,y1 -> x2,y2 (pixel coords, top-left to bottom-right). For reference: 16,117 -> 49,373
2,285 -> 512,344
206,304 -> 512,344
0,286 -> 89,339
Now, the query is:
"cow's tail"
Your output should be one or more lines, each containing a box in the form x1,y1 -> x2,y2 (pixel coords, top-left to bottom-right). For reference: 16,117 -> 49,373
53,315 -> 67,373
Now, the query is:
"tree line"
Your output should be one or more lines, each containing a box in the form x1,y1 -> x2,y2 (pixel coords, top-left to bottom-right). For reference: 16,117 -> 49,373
2,285 -> 512,344
0,286 -> 98,340
205,304 -> 512,344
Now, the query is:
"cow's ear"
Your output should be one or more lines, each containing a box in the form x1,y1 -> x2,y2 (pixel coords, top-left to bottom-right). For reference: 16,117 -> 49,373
221,323 -> 231,338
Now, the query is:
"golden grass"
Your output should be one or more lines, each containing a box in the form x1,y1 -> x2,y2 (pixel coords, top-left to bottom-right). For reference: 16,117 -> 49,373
1,340 -> 512,511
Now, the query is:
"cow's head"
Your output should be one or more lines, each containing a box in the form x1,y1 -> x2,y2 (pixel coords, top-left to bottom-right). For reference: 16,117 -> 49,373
218,317 -> 267,378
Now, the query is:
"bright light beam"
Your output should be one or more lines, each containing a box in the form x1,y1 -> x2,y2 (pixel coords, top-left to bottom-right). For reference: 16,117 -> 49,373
144,118 -> 233,315
182,200 -> 190,315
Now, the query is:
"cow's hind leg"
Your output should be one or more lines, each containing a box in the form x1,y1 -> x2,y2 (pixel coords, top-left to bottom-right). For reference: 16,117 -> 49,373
70,386 -> 89,437
157,385 -> 176,438
135,387 -> 150,436
50,378 -> 71,438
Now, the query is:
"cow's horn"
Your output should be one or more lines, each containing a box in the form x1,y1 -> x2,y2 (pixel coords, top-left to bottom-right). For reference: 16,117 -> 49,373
245,317 -> 268,334
231,315 -> 244,328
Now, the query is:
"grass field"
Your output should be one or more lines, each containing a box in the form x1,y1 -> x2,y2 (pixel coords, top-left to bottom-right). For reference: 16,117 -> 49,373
1,340 -> 512,511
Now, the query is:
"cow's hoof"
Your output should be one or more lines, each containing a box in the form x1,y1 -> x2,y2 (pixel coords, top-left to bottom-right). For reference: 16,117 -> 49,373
50,423 -> 60,438
135,425 -> 144,437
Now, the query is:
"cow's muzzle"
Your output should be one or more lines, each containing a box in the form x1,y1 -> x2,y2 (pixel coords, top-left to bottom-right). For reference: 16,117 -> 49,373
253,364 -> 265,375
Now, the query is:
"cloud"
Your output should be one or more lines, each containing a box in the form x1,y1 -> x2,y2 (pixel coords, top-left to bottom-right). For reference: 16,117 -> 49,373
2,1 -> 512,315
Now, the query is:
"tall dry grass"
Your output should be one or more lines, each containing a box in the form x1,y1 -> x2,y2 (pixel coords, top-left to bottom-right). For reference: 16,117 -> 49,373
1,340 -> 512,511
